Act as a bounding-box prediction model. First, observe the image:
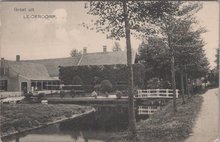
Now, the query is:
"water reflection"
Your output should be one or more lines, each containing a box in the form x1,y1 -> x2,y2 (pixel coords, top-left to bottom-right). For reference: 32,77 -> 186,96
2,101 -> 166,142
3,124 -> 115,142
2,108 -> 127,142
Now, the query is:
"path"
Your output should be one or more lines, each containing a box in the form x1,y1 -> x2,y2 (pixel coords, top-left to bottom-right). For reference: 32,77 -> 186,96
185,88 -> 219,142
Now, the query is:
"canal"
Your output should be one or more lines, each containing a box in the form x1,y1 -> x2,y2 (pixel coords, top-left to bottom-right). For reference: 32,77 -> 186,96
2,106 -> 131,142
2,98 -> 169,142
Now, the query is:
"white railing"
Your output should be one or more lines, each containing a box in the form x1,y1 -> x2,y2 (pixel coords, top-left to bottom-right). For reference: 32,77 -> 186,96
136,89 -> 179,99
138,106 -> 160,115
0,91 -> 22,99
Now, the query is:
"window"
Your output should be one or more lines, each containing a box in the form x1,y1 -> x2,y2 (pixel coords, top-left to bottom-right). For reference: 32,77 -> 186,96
0,67 -> 8,76
0,80 -> 7,91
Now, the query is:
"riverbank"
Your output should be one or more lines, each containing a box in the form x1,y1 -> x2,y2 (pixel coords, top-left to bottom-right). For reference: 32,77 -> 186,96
0,104 -> 95,138
107,94 -> 203,142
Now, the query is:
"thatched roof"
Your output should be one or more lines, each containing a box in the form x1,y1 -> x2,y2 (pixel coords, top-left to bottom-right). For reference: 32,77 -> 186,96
79,51 -> 134,66
24,57 -> 81,77
7,61 -> 57,80
21,50 -> 136,77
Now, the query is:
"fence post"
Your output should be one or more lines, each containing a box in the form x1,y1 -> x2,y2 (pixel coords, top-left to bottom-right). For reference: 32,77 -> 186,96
166,89 -> 169,97
176,90 -> 179,98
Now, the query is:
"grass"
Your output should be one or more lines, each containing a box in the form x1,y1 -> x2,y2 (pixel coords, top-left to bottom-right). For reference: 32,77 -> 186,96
0,104 -> 93,137
107,95 -> 203,142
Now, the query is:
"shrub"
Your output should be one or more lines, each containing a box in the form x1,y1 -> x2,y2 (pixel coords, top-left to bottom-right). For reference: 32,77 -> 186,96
60,90 -> 65,99
72,76 -> 83,85
116,90 -> 122,99
146,77 -> 168,89
70,89 -> 76,98
100,80 -> 113,93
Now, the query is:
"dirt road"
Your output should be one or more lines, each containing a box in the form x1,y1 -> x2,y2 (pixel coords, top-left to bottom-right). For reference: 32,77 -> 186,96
185,88 -> 219,142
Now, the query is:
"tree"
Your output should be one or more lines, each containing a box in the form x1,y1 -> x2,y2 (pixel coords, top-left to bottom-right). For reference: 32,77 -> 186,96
85,0 -> 204,135
112,42 -> 122,52
100,80 -> 112,93
70,49 -> 82,57
215,47 -> 219,69
139,2 -> 204,112
137,37 -> 171,81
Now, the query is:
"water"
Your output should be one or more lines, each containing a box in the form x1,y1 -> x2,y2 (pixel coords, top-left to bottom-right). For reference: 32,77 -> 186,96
5,124 -> 115,142
2,100 -> 166,142
2,107 -> 129,142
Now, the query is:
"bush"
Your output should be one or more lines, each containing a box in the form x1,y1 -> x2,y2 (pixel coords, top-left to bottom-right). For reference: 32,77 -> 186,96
60,90 -> 65,98
70,89 -> 76,98
146,77 -> 169,89
116,90 -> 122,99
72,76 -> 83,85
100,80 -> 113,93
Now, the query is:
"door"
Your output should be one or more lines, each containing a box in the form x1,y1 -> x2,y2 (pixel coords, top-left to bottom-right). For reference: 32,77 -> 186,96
21,82 -> 28,93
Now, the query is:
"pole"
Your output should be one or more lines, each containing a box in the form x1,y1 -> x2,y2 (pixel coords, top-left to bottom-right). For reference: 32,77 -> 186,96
122,0 -> 137,138
180,66 -> 185,104
168,34 -> 177,112
184,65 -> 190,98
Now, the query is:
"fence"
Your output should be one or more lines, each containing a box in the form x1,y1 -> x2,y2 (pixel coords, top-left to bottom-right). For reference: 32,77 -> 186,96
138,106 -> 161,115
0,91 -> 22,99
136,89 -> 179,99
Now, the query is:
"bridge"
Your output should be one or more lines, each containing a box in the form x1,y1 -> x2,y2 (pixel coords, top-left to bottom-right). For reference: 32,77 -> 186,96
136,89 -> 179,99
136,89 -> 179,115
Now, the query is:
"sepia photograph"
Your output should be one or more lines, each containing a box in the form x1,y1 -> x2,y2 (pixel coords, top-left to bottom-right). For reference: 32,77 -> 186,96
0,1 -> 219,142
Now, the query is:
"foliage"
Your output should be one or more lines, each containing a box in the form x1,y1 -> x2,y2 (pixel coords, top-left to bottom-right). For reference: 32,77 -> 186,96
133,63 -> 146,89
215,48 -> 219,69
72,76 -> 83,85
112,42 -> 122,52
137,37 -> 171,81
107,95 -> 203,142
207,68 -> 219,87
70,49 -> 82,57
116,90 -> 123,99
59,64 -> 145,91
146,77 -> 170,89
100,80 -> 113,93
60,90 -> 65,98
24,92 -> 33,102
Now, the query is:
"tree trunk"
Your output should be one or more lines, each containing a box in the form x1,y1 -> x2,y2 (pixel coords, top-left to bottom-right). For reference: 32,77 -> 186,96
123,0 -> 137,138
180,67 -> 186,104
184,65 -> 190,98
169,35 -> 177,113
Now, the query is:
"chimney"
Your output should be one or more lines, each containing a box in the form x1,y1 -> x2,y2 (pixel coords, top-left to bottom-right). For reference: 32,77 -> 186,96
1,58 -> 4,66
83,47 -> 87,54
103,45 -> 107,53
16,55 -> 20,62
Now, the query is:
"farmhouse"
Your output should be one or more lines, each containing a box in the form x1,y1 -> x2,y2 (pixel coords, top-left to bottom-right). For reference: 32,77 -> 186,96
0,56 -> 59,92
0,46 -> 136,93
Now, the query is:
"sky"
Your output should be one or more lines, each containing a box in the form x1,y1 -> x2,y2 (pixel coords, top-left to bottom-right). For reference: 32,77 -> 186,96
0,1 -> 219,69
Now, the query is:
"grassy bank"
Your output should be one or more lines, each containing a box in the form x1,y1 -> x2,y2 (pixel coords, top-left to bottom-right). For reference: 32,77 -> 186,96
0,104 -> 94,137
107,95 -> 203,142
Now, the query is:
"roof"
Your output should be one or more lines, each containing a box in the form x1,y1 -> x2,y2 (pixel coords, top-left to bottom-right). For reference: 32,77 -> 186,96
23,56 -> 81,77
79,51 -> 131,66
6,61 -> 57,80
21,50 -> 136,77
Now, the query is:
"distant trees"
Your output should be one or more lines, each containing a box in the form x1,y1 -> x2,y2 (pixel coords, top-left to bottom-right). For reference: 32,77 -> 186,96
70,49 -> 82,57
215,48 -> 219,69
208,48 -> 219,87
112,42 -> 122,52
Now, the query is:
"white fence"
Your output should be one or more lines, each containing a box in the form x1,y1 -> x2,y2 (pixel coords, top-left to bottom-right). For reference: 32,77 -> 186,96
0,91 -> 22,99
136,89 -> 179,99
138,106 -> 161,115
